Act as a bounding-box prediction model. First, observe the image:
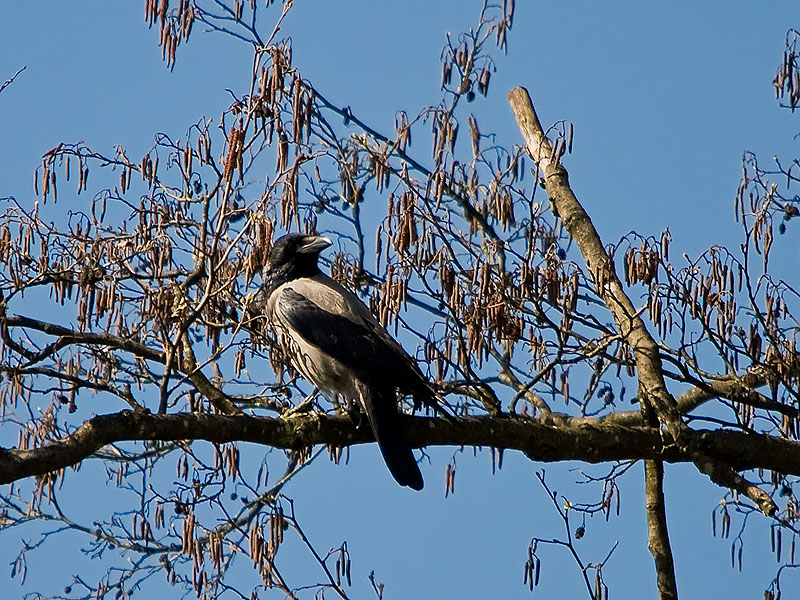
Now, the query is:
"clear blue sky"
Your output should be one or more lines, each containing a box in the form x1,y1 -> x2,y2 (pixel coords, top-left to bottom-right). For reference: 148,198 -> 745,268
1,2 -> 799,598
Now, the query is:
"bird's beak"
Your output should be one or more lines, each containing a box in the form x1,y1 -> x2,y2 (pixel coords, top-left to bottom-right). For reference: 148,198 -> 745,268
298,236 -> 333,254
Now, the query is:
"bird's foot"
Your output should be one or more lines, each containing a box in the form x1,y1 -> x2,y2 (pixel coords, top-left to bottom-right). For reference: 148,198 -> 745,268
344,405 -> 367,428
283,391 -> 318,417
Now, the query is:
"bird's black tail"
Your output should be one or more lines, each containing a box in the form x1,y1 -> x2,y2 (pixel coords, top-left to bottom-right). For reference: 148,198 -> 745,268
358,382 -> 424,491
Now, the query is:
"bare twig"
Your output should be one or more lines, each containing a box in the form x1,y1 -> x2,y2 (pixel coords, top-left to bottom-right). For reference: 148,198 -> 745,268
0,66 -> 25,95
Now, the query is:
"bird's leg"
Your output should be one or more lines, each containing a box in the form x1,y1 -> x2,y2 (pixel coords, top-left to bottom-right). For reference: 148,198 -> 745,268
346,405 -> 366,428
333,396 -> 365,427
343,400 -> 369,429
283,389 -> 319,416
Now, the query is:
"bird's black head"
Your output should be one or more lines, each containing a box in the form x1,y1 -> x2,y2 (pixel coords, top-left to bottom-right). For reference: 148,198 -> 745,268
265,233 -> 332,283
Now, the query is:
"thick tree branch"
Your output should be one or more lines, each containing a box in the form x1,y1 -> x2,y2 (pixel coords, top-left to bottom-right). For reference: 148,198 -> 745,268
508,86 -> 680,435
507,86 -> 777,517
3,411 -> 800,486
645,460 -> 679,600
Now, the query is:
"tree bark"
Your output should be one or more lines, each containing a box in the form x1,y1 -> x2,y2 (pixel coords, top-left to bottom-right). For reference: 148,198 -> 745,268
507,85 -> 776,517
645,460 -> 679,600
3,410 -> 800,485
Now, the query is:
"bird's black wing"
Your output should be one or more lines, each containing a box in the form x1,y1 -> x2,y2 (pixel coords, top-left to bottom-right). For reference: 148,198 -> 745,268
274,287 -> 418,384
275,285 -> 426,490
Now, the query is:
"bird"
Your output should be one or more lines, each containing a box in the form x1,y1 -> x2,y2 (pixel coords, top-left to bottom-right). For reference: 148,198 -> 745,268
261,233 -> 440,490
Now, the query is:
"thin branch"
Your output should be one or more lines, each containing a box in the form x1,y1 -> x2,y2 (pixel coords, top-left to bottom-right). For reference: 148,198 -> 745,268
0,66 -> 25,95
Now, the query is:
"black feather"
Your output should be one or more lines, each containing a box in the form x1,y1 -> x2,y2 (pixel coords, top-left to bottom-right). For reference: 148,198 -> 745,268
356,381 -> 423,491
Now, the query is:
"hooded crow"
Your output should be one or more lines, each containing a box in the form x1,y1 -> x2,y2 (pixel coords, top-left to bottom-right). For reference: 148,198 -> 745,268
262,233 -> 438,490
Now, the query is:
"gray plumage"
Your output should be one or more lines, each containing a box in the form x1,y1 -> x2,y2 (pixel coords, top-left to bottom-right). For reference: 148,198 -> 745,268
262,233 -> 438,490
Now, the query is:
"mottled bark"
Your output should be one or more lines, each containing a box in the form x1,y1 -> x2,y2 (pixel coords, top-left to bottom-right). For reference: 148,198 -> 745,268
645,460 -> 679,600
3,410 -> 800,485
507,86 -> 776,517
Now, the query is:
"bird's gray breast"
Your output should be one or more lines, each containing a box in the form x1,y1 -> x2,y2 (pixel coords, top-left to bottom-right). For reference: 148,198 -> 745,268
265,274 -> 370,399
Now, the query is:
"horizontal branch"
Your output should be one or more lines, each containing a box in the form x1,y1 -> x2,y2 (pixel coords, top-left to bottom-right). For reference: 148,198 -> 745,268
5,314 -> 166,363
4,314 -> 241,415
2,410 -> 799,487
603,370 -> 778,427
